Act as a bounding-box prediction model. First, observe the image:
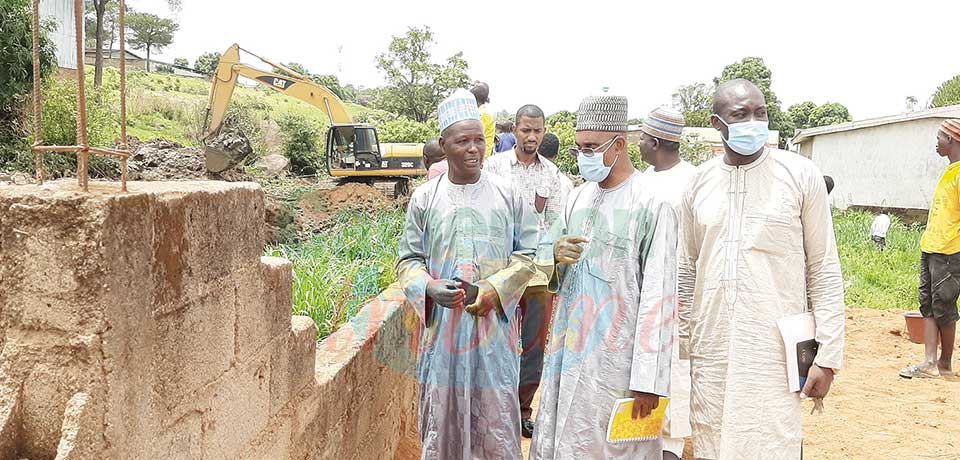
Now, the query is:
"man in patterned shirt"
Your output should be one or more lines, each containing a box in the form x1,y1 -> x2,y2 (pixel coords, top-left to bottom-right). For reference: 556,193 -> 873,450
484,104 -> 567,438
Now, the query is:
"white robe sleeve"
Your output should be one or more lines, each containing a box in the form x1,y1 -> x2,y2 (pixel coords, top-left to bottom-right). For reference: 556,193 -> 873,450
629,203 -> 678,397
676,186 -> 699,361
801,167 -> 845,370
397,192 -> 434,324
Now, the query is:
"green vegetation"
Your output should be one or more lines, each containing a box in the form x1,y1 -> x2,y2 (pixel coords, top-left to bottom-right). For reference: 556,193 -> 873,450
834,210 -> 922,312
267,207 -> 406,339
931,74 -> 960,108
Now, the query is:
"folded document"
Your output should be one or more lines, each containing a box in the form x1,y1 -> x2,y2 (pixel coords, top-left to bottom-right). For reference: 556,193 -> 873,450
776,312 -> 819,393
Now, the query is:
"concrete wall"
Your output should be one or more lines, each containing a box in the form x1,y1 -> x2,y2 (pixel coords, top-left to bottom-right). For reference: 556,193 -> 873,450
0,180 -> 420,459
83,54 -> 148,72
808,118 -> 947,210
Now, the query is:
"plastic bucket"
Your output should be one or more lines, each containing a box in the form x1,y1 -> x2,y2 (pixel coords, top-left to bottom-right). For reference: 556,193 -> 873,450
903,311 -> 925,344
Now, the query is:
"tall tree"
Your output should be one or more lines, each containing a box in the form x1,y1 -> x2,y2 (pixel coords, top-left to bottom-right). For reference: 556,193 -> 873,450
374,26 -> 470,122
787,101 -> 851,135
808,103 -> 851,127
672,82 -> 713,128
89,0 -> 178,87
786,101 -> 817,133
194,51 -> 220,74
931,75 -> 960,108
715,57 -> 789,146
126,12 -> 179,72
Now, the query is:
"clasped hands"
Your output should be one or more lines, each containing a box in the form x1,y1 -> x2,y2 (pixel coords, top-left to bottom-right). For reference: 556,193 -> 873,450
426,278 -> 499,317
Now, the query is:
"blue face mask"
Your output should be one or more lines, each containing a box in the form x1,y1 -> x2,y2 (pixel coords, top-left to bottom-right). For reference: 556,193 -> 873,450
716,116 -> 769,156
576,137 -> 620,182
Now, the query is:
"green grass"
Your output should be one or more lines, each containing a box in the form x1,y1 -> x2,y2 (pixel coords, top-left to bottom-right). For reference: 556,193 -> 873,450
269,208 -> 924,342
266,207 -> 406,340
834,210 -> 923,311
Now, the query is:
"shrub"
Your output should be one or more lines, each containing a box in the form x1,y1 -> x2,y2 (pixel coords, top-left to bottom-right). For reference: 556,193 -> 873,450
31,76 -> 121,178
277,113 -> 323,175
376,117 -> 435,143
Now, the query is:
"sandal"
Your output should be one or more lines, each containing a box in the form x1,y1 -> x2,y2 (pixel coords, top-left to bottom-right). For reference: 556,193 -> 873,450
899,364 -> 940,379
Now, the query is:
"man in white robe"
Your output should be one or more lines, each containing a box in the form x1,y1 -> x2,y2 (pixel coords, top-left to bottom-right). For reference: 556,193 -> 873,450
530,95 -> 676,460
677,79 -> 845,460
397,89 -> 539,460
637,105 -> 697,460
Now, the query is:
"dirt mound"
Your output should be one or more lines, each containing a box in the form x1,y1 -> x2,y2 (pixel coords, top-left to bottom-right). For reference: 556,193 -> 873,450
128,139 -> 206,181
299,182 -> 393,231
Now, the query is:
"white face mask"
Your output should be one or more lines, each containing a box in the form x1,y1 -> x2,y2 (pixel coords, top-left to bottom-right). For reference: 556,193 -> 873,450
716,116 -> 770,156
573,136 -> 620,182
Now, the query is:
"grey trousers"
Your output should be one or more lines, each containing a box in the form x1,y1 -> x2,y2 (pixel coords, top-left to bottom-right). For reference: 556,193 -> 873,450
518,285 -> 554,419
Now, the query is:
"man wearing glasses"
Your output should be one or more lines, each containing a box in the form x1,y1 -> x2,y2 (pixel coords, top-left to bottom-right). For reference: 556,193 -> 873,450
530,95 -> 677,459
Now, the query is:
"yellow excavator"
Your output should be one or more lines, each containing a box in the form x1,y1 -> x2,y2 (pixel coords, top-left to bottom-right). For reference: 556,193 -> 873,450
202,44 -> 426,196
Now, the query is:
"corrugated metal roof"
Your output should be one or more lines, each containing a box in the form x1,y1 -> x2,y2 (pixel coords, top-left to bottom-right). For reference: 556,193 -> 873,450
39,0 -> 80,69
792,104 -> 960,145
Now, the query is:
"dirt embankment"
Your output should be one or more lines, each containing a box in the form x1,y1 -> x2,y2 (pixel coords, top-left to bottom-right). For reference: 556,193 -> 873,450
298,181 -> 395,232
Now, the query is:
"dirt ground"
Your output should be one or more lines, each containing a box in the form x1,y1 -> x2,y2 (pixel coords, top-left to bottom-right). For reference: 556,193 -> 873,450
298,181 -> 392,231
521,308 -> 960,459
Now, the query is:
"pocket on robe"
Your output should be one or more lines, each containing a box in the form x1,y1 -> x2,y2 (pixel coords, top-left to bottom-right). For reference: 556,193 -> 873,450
586,230 -> 631,283
743,213 -> 801,257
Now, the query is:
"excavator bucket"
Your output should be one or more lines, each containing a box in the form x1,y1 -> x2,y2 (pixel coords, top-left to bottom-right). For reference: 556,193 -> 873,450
204,127 -> 254,173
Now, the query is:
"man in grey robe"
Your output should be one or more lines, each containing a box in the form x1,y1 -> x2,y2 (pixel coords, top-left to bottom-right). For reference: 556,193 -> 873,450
530,95 -> 677,460
397,89 -> 538,460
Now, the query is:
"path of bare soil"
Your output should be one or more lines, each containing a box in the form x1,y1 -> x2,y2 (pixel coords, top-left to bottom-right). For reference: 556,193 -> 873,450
521,308 -> 960,459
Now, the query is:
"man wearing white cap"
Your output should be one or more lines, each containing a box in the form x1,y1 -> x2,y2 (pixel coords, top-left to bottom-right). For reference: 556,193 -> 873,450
531,95 -> 677,459
397,88 -> 540,460
637,105 -> 696,460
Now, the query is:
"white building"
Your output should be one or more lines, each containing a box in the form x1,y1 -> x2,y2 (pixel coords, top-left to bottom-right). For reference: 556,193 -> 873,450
792,105 -> 960,211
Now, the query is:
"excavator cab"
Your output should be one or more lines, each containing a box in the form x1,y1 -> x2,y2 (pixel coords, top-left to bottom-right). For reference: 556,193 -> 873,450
326,124 -> 383,172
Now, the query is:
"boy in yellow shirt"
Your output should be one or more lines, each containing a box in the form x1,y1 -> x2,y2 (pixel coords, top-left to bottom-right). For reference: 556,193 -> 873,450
901,119 -> 960,379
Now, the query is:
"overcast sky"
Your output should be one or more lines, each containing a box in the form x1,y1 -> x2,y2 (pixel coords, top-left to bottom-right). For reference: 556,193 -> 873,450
132,0 -> 958,121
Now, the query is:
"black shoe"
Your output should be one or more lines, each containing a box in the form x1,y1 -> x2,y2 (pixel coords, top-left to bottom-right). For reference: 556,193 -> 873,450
521,418 -> 534,438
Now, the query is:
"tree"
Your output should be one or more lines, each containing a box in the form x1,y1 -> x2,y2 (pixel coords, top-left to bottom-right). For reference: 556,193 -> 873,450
672,83 -> 713,128
194,52 -> 221,75
787,101 -> 817,132
1,0 -> 55,119
931,75 -> 960,108
715,57 -> 789,146
673,83 -> 712,113
279,62 -> 309,76
173,57 -> 189,68
1,0 -> 56,168
808,103 -> 851,127
787,101 -> 851,135
374,26 -> 470,122
88,0 -> 177,88
126,12 -> 179,72
546,110 -> 576,126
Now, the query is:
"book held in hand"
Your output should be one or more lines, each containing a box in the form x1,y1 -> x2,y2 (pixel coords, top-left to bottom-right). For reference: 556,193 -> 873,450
605,397 -> 670,444
776,312 -> 819,393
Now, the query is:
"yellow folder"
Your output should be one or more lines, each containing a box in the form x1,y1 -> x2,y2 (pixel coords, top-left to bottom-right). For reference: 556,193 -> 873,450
606,397 -> 670,444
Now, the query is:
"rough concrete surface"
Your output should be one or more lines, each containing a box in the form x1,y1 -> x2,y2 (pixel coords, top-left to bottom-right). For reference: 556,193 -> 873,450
0,180 -> 420,459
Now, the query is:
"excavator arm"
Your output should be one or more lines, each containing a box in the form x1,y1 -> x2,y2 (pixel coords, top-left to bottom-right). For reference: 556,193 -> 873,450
203,44 -> 353,139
